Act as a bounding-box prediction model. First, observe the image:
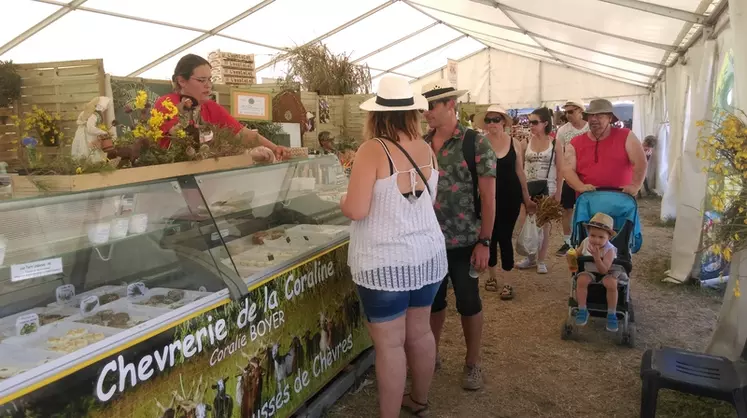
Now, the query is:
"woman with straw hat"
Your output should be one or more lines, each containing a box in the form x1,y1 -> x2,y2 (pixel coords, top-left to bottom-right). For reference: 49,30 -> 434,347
474,105 -> 536,299
342,75 -> 446,417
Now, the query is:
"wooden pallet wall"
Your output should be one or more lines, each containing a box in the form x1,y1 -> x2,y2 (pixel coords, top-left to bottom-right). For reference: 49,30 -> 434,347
0,59 -> 106,168
343,94 -> 373,140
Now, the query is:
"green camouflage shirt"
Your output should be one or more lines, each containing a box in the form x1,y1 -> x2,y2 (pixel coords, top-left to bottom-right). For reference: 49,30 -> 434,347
426,124 -> 497,249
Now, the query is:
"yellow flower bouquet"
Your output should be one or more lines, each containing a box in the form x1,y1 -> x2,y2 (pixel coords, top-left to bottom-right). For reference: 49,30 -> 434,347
696,109 -> 747,260
12,105 -> 64,147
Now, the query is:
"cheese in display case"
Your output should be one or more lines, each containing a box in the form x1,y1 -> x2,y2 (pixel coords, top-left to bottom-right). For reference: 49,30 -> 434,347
0,154 -> 366,418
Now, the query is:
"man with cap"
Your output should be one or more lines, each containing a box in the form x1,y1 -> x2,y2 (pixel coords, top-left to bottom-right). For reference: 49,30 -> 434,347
555,100 -> 589,256
421,79 -> 497,391
564,98 -> 647,196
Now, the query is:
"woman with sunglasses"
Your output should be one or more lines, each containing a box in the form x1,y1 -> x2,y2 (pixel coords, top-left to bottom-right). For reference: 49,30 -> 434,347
153,54 -> 289,161
475,105 -> 535,299
516,107 -> 564,274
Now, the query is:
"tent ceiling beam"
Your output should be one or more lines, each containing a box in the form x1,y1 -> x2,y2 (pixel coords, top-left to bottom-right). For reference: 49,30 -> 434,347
411,2 -> 666,69
467,32 -> 655,80
0,0 -> 88,56
31,0 -> 288,52
371,35 -> 467,80
402,1 -> 493,50
352,22 -> 439,64
464,0 -> 678,52
596,0 -> 706,24
368,67 -> 416,78
128,0 -> 277,76
255,0 -> 396,72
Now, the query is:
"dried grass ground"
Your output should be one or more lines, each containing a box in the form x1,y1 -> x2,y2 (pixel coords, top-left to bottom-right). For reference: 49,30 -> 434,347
328,198 -> 736,418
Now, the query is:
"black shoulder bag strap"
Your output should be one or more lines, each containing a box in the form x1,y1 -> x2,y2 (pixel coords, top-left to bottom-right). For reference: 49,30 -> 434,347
381,137 -> 431,196
545,139 -> 556,180
461,129 -> 481,219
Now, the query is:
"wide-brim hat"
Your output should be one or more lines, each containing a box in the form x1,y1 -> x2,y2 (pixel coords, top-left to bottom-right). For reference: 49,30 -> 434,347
420,79 -> 468,102
562,99 -> 585,112
583,212 -> 616,237
474,104 -> 513,129
360,75 -> 428,112
584,98 -> 619,123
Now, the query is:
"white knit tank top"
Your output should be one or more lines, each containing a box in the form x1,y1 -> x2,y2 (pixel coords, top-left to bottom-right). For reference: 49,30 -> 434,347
348,139 -> 448,291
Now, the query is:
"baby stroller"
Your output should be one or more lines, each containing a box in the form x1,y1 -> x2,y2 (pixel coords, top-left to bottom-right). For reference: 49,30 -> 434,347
561,189 -> 643,347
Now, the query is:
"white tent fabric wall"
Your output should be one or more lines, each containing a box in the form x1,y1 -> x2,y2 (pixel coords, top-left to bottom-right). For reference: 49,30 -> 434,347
660,64 -> 690,221
654,83 -> 670,196
489,49 -> 540,107
706,0 -> 747,361
667,39 -> 716,284
458,49 -> 490,104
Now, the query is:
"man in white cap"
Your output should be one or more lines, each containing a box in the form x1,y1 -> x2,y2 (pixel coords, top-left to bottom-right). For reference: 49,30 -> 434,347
421,79 -> 497,391
555,100 -> 589,256
564,98 -> 647,196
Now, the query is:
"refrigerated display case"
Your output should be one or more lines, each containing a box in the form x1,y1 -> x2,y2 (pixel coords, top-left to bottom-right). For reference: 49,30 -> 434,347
0,155 -> 365,417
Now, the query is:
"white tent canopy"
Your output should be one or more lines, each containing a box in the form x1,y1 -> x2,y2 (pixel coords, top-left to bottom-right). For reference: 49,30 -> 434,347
0,0 -> 726,104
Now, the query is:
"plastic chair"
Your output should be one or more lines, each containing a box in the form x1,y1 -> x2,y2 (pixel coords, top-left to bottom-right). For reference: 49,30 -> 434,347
639,346 -> 747,417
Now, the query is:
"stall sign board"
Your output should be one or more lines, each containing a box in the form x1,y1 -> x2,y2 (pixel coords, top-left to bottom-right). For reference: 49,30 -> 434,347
0,243 -> 370,418
232,90 -> 273,121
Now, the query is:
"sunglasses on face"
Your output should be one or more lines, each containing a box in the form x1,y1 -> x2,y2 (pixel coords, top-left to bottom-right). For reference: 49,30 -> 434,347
565,109 -> 577,115
484,116 -> 503,124
427,99 -> 450,111
528,120 -> 542,125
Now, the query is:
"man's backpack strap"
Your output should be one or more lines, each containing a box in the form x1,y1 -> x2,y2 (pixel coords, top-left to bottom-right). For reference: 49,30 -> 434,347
462,128 -> 481,219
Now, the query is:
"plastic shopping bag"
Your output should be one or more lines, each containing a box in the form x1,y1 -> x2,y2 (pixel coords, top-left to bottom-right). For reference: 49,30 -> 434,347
516,214 -> 540,257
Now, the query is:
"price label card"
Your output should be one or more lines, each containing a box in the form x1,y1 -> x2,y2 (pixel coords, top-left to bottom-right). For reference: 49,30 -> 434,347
11,258 -> 63,282
127,282 -> 148,299
80,295 -> 100,317
16,313 -> 40,336
210,229 -> 230,241
55,284 -> 76,305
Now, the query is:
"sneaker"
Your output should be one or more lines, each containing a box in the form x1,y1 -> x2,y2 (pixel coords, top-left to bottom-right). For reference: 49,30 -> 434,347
462,364 -> 483,391
536,263 -> 548,274
516,257 -> 537,269
556,243 -> 571,256
575,308 -> 589,326
606,313 -> 619,332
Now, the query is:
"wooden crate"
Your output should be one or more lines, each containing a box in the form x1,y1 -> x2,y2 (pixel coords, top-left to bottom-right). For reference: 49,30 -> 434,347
11,153 -> 255,198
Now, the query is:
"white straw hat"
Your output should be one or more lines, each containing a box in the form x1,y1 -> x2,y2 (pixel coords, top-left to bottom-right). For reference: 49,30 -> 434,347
360,75 -> 428,112
474,104 -> 513,129
420,79 -> 468,101
562,99 -> 585,111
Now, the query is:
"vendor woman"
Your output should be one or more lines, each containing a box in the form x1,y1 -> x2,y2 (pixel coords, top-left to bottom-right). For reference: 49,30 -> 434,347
154,54 -> 290,160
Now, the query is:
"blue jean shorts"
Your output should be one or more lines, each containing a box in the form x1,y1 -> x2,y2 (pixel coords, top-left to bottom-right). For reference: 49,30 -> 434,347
356,281 -> 442,324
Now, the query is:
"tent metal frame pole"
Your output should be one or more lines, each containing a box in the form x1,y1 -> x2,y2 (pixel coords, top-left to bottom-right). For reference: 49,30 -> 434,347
255,0 -> 396,73
402,0 -> 492,51
368,68 -> 417,78
409,47 -> 488,83
469,33 -> 653,80
32,0 -> 287,52
457,0 -> 677,52
0,0 -> 88,56
352,22 -> 438,64
410,2 -> 666,70
599,0 -> 707,24
128,0 -> 277,76
597,0 -> 706,24
371,35 -> 467,80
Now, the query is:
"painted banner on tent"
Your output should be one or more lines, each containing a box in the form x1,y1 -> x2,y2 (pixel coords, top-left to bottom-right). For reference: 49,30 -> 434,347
0,244 -> 370,418
447,59 -> 458,88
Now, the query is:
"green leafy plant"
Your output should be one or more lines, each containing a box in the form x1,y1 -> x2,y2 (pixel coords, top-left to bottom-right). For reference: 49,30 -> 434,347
242,120 -> 284,142
0,60 -> 21,108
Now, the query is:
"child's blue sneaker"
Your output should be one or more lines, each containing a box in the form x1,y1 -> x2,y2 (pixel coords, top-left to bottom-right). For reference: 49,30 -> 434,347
575,308 -> 589,326
606,313 -> 619,332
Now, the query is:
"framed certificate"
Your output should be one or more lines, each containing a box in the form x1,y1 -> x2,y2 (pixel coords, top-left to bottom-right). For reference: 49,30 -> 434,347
230,90 -> 272,121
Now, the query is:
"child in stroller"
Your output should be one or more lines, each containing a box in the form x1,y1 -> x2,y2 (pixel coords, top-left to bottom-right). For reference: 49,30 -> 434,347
562,189 -> 642,347
572,212 -> 627,332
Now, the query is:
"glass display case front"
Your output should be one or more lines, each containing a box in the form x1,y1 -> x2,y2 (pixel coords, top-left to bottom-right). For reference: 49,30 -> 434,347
0,154 -> 350,391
